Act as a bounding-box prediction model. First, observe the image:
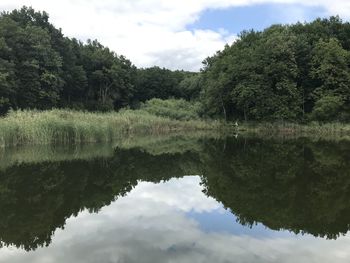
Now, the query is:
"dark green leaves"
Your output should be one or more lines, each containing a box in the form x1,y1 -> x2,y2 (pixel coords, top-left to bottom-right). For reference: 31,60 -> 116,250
201,17 -> 350,122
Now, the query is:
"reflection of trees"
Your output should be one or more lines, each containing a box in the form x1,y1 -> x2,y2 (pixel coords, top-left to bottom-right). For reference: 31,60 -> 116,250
0,136 -> 349,250
0,148 -> 200,251
202,138 -> 350,239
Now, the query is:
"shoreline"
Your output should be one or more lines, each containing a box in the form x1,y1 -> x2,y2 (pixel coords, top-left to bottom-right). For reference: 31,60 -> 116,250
235,122 -> 350,135
1,109 -> 349,148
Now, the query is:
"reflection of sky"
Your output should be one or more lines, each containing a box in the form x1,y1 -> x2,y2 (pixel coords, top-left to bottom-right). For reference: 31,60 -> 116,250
187,209 -> 292,239
1,176 -> 350,263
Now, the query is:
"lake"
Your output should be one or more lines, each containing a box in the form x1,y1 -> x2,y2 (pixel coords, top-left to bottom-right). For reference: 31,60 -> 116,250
0,133 -> 349,263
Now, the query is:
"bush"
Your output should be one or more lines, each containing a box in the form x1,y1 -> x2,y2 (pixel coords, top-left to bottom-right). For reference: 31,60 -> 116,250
311,95 -> 345,122
139,98 -> 201,121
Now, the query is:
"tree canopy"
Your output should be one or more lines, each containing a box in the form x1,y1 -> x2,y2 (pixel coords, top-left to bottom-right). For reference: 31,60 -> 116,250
201,17 -> 350,122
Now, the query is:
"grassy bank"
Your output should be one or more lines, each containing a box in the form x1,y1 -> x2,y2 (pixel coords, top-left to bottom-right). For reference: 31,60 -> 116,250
237,122 -> 350,136
1,109 -> 349,148
0,109 -> 220,147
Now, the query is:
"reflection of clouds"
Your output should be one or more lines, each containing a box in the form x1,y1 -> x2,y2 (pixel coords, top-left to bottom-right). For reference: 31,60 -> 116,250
130,176 -> 222,213
1,176 -> 350,263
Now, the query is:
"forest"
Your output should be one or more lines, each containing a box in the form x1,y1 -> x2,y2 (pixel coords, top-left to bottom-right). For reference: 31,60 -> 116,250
0,6 -> 349,122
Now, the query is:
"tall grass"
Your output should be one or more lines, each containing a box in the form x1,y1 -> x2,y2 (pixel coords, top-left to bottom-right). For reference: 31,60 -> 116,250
238,122 -> 350,136
0,109 -> 220,147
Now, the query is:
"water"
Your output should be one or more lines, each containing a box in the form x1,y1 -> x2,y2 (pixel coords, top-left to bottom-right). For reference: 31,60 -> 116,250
0,134 -> 349,262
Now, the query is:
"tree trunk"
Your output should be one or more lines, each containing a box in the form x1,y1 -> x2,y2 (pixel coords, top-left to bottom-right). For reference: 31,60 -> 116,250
244,107 -> 247,122
221,96 -> 227,121
302,90 -> 305,118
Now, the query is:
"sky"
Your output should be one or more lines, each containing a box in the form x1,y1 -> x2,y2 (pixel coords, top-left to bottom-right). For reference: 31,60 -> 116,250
0,0 -> 350,71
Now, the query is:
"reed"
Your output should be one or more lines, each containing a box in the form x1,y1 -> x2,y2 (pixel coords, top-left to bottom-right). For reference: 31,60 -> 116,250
0,109 -> 220,147
237,122 -> 350,136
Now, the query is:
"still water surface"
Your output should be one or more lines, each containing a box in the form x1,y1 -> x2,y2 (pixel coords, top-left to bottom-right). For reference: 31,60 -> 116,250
0,134 -> 349,262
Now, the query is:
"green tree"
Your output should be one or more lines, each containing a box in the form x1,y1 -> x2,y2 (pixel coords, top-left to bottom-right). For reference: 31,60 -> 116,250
0,37 -> 15,113
178,73 -> 202,100
134,67 -> 188,104
202,27 -> 302,121
0,9 -> 63,109
310,38 -> 350,119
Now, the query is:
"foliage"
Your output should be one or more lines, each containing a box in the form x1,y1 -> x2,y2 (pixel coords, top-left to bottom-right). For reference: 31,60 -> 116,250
311,95 -> 345,121
134,67 -> 193,104
139,98 -> 201,121
201,17 -> 350,122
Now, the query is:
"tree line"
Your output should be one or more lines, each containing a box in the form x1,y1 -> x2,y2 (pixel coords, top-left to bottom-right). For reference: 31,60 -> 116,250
1,7 -> 349,122
0,7 -> 199,114
201,17 -> 350,122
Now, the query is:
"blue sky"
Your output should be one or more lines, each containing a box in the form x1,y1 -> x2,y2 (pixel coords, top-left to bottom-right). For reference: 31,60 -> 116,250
189,3 -> 328,35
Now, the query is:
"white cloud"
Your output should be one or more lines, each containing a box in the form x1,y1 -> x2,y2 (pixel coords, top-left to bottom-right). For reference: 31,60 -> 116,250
0,0 -> 349,71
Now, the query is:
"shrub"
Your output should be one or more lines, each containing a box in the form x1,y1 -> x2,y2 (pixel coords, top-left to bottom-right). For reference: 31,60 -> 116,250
139,98 -> 200,121
311,95 -> 345,122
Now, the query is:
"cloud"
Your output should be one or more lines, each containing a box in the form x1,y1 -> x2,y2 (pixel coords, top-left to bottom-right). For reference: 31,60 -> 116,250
0,1 -> 349,71
1,176 -> 350,263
